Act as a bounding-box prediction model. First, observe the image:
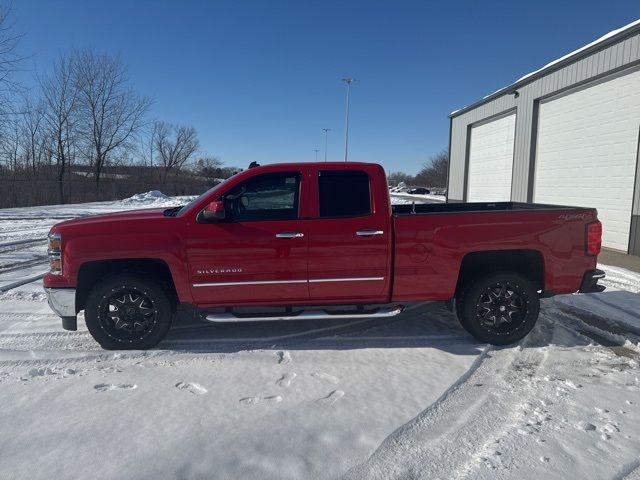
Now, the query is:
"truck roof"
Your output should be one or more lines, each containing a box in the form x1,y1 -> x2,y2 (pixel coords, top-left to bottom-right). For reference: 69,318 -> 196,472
245,161 -> 383,171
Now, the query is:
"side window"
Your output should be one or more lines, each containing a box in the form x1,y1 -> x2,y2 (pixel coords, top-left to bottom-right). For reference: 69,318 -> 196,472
224,172 -> 300,221
318,170 -> 371,218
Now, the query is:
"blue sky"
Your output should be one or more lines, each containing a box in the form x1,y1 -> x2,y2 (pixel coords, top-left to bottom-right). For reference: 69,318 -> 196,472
9,0 -> 640,174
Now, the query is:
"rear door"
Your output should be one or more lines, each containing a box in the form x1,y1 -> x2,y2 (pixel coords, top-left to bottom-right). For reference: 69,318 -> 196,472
187,170 -> 309,305
305,167 -> 391,301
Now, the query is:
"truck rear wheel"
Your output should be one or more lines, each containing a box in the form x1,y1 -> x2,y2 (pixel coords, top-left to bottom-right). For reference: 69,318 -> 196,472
455,272 -> 540,345
85,274 -> 173,350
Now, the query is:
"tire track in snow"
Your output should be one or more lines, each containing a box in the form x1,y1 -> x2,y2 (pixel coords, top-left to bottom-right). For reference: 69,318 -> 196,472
0,331 -> 102,356
0,237 -> 46,251
553,303 -> 640,350
617,459 -> 640,480
0,349 -> 165,369
343,304 -> 640,480
0,257 -> 48,275
341,320 -> 558,480
0,272 -> 47,292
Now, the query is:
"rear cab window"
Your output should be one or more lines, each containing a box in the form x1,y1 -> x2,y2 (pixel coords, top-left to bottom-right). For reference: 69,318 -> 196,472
318,170 -> 371,218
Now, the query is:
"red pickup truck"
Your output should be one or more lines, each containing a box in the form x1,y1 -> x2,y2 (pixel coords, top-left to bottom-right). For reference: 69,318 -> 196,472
44,162 -> 605,349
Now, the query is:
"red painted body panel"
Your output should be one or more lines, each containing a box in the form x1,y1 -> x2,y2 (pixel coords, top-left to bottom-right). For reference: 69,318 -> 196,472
391,209 -> 597,302
44,162 -> 599,309
305,164 -> 392,302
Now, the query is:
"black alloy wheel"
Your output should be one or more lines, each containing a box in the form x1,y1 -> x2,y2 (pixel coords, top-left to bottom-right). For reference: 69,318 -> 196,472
85,274 -> 173,350
455,272 -> 540,346
475,281 -> 527,336
100,288 -> 158,342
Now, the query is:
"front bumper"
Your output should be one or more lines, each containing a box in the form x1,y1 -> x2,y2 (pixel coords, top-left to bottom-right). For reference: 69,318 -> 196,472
44,288 -> 77,328
578,269 -> 606,293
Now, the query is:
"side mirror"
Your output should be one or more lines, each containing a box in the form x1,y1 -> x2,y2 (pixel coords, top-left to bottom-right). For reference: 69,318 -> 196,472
201,200 -> 226,222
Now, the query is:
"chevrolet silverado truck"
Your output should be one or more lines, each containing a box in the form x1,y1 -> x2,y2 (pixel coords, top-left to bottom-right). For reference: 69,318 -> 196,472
44,162 -> 605,349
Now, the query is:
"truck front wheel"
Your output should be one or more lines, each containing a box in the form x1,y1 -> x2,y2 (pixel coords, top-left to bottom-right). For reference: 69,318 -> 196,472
85,274 -> 173,350
455,272 -> 540,346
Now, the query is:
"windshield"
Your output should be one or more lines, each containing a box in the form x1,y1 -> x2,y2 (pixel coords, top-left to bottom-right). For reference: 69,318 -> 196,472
175,177 -> 234,216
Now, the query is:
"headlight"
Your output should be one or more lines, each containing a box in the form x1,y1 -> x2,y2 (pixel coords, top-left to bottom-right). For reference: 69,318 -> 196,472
48,233 -> 62,275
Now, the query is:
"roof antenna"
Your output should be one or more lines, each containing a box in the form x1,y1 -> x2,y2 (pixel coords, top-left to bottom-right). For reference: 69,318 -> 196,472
248,161 -> 260,169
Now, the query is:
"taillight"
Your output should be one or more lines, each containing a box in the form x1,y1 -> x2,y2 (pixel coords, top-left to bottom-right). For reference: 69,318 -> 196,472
586,221 -> 602,256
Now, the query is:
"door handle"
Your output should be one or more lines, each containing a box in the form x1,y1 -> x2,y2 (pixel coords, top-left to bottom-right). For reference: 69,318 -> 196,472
356,230 -> 384,236
276,232 -> 304,238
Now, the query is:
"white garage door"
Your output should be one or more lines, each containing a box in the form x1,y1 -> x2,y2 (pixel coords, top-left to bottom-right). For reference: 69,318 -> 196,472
467,113 -> 516,202
534,69 -> 640,252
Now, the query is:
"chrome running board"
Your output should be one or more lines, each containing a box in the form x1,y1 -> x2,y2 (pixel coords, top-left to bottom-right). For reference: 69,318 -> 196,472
204,305 -> 404,323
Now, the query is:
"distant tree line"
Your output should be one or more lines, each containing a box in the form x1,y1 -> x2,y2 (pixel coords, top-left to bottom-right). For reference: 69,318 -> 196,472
387,149 -> 449,189
0,7 -> 239,208
0,6 -> 449,208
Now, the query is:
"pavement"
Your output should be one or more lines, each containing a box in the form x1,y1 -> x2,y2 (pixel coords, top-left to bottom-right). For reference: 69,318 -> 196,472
599,248 -> 640,274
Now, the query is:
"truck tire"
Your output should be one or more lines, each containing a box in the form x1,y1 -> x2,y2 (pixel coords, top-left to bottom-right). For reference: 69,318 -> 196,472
85,274 -> 173,350
455,272 -> 540,346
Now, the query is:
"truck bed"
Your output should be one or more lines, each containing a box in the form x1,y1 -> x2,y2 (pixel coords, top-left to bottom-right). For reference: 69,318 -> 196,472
392,201 -> 586,215
390,201 -> 598,302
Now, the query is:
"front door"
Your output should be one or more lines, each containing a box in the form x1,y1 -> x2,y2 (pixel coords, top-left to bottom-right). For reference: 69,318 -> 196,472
186,171 -> 309,306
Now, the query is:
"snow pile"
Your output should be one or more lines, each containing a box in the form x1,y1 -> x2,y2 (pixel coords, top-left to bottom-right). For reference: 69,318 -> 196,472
121,190 -> 171,205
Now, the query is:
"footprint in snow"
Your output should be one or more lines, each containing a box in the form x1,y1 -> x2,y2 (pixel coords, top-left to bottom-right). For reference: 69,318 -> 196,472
311,371 -> 340,384
94,383 -> 137,392
239,395 -> 283,405
317,390 -> 344,406
26,367 -> 56,378
97,365 -> 123,374
277,351 -> 291,364
575,421 -> 597,432
175,382 -> 208,395
276,372 -> 296,388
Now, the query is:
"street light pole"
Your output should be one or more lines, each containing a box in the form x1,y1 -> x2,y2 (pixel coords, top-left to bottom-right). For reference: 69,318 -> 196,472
341,78 -> 355,161
313,149 -> 319,161
322,128 -> 330,161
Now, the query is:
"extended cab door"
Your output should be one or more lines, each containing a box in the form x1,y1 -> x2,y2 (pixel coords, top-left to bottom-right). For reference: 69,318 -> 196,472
305,165 -> 392,301
186,169 -> 309,306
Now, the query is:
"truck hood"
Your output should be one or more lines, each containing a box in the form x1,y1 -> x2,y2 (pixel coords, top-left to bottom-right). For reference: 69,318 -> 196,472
50,208 -> 171,234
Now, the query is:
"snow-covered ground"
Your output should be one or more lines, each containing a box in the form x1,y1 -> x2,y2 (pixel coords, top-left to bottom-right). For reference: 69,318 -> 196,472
389,192 -> 445,204
0,193 -> 639,479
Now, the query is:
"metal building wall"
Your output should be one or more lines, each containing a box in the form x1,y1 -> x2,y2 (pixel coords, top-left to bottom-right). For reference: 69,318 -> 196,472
448,28 -> 640,208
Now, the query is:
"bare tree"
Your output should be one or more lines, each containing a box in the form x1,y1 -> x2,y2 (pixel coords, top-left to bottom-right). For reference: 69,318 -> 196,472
139,120 -> 160,168
154,121 -> 199,181
195,155 -> 224,184
0,114 -> 19,167
19,95 -> 46,176
0,114 -> 21,205
74,49 -> 151,195
40,54 -> 79,204
0,6 -> 22,128
414,149 -> 449,188
387,171 -> 414,186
